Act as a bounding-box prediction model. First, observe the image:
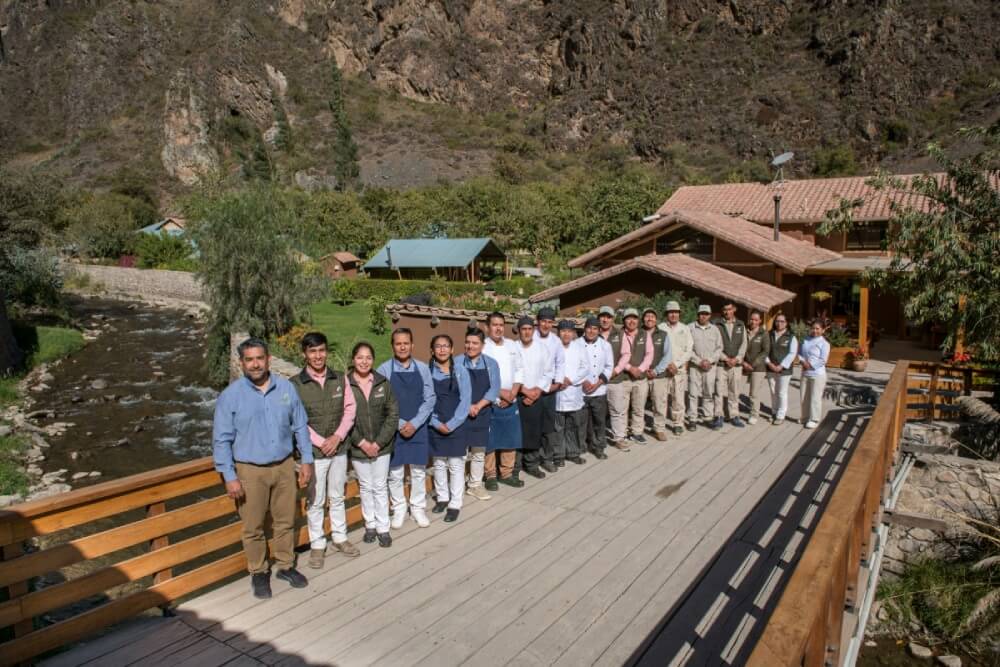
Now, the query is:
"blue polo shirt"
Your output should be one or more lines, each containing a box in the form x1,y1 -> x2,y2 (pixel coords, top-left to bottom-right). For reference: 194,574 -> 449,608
212,374 -> 313,482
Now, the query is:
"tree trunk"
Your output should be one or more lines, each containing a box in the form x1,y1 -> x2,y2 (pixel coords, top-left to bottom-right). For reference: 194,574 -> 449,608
0,292 -> 25,375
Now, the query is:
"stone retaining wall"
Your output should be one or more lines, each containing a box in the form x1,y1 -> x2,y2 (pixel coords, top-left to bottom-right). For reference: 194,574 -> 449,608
66,263 -> 205,304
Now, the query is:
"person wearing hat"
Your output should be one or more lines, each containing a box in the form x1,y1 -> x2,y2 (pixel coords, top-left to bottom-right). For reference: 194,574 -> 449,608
516,316 -> 555,477
597,305 -> 617,341
533,307 -> 565,473
554,319 -> 590,465
482,312 -> 524,488
606,307 -> 652,449
655,301 -> 692,436
643,307 -> 673,441
741,310 -> 771,425
580,316 -> 613,459
688,305 -> 724,429
715,301 -> 748,428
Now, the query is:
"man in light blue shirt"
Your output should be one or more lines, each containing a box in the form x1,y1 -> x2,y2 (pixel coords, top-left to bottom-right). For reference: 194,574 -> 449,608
213,338 -> 313,599
798,320 -> 831,429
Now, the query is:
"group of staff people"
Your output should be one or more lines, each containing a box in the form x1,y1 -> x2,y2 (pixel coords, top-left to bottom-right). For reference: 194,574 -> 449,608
212,302 -> 830,599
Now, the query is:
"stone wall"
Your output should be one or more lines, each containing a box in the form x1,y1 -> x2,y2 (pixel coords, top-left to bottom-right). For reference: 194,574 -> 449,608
229,332 -> 299,381
67,263 -> 205,304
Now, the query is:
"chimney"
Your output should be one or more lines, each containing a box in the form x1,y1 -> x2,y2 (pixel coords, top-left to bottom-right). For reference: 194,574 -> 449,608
386,244 -> 393,268
773,194 -> 782,242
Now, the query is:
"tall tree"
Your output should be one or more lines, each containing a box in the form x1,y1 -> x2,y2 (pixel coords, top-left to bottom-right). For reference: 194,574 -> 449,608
821,121 -> 1000,360
328,60 -> 360,191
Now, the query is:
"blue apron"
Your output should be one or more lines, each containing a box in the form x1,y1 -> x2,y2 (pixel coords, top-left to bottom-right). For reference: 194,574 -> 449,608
429,374 -> 468,458
489,401 -> 521,451
388,364 -> 430,466
464,362 -> 492,449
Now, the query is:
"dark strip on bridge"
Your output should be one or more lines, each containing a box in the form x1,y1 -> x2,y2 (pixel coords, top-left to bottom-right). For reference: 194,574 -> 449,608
628,408 -> 872,667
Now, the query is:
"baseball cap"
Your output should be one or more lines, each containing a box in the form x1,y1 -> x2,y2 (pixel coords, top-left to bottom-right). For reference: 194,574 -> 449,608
665,301 -> 680,312
557,320 -> 576,331
584,316 -> 600,328
598,305 -> 615,316
697,304 -> 712,314
516,316 -> 534,329
537,307 -> 556,321
623,308 -> 640,319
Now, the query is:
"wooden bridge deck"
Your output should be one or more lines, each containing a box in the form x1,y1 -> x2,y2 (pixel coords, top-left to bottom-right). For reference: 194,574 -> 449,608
41,400 -> 871,667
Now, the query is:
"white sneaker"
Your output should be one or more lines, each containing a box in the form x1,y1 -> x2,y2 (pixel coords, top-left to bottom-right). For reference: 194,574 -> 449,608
466,485 -> 491,501
390,511 -> 407,530
748,417 -> 758,425
412,511 -> 430,528
804,420 -> 818,429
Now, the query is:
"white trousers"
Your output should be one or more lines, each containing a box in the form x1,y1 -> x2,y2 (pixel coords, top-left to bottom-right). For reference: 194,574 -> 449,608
388,464 -> 427,515
306,453 -> 348,550
467,447 -> 485,488
800,374 -> 827,424
768,374 -> 792,420
351,454 -> 391,534
433,456 -> 466,510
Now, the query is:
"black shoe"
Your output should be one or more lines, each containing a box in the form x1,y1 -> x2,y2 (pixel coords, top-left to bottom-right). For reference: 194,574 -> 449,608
432,501 -> 449,513
276,568 -> 308,589
672,426 -> 684,436
591,449 -> 608,460
631,434 -> 648,445
568,456 -> 586,465
730,417 -> 745,428
363,528 -> 377,543
377,532 -> 392,548
709,417 -> 724,430
541,462 -> 557,473
485,478 -> 499,491
685,422 -> 697,432
444,508 -> 460,522
524,468 -> 546,479
251,572 -> 271,599
498,475 -> 525,487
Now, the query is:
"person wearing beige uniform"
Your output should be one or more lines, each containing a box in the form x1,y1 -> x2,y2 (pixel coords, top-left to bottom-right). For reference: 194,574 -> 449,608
658,301 -> 693,435
715,302 -> 748,428
741,311 -> 771,425
688,305 -> 724,430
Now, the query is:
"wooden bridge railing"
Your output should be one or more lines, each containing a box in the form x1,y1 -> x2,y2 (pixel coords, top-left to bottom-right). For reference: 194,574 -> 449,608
747,361 -> 910,667
905,362 -> 999,421
0,456 -> 380,666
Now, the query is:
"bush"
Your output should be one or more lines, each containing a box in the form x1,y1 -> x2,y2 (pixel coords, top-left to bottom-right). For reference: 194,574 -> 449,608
367,296 -> 388,335
271,324 -> 312,363
813,143 -> 859,177
63,192 -> 140,259
618,291 -> 699,324
135,233 -> 193,269
342,278 -> 485,303
826,324 -> 853,347
0,247 -> 62,307
488,275 -> 538,297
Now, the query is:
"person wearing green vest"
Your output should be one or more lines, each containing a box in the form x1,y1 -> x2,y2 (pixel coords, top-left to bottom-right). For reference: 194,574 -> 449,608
289,332 -> 360,570
741,310 -> 771,425
766,314 -> 799,424
643,308 -> 673,441
607,308 -> 652,450
715,301 -> 748,428
347,341 -> 398,548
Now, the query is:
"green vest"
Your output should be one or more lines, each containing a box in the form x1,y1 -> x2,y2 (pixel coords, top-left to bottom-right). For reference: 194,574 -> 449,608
347,372 -> 398,460
745,327 -> 770,372
647,328 -> 669,378
290,368 -> 348,459
768,331 -> 795,376
718,319 -> 746,361
608,327 -> 647,384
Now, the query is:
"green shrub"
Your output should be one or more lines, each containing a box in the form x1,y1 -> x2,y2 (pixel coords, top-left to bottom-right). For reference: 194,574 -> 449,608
344,278 -> 485,303
618,291 -> 699,324
488,275 -> 539,297
63,192 -> 140,259
0,247 -> 63,307
367,296 -> 388,335
813,143 -> 859,177
330,278 -> 353,305
825,324 -> 853,347
135,233 -> 193,269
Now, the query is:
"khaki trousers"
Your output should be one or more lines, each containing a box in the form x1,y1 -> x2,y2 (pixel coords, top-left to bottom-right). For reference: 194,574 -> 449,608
607,379 -> 648,440
747,371 -> 767,419
485,450 -> 517,479
714,364 -> 743,420
800,374 -> 827,424
687,365 -> 717,422
648,377 -> 671,433
235,457 -> 297,574
666,372 -> 687,428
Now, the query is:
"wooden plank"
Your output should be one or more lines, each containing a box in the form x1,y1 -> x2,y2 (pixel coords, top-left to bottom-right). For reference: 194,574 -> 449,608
38,616 -> 171,667
75,617 -> 200,667
0,495 -> 235,589
884,510 -> 950,532
2,541 -> 33,640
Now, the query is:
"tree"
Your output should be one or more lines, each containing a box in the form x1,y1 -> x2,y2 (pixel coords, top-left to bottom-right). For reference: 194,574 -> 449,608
328,60 -> 360,191
272,94 -> 294,153
63,192 -> 140,259
246,133 -> 273,182
820,121 -> 1000,360
185,186 -> 315,383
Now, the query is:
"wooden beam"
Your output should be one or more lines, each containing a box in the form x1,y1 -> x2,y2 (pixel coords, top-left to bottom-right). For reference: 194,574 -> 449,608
858,282 -> 869,352
955,294 -> 967,355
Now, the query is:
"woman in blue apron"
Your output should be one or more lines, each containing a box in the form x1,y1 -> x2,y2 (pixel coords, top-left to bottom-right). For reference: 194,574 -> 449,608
376,328 -> 436,529
457,327 -> 500,502
428,334 -> 472,523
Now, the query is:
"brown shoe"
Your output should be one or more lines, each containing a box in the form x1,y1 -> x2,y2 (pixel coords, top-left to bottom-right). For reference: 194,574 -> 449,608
329,540 -> 361,558
611,440 -> 631,451
308,548 -> 324,569
654,430 -> 669,442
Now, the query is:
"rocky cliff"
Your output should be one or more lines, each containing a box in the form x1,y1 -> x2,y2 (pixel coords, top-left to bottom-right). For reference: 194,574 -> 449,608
1,0 -> 997,189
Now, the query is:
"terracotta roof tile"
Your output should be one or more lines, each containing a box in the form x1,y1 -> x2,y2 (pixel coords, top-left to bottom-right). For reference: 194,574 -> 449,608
568,209 -> 839,274
531,254 -> 796,312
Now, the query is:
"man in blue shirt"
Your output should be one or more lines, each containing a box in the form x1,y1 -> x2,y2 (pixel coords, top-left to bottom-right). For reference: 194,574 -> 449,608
213,338 -> 314,600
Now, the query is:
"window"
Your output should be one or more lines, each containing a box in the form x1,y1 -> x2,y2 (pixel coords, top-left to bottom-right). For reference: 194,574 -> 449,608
655,228 -> 714,259
846,223 -> 887,251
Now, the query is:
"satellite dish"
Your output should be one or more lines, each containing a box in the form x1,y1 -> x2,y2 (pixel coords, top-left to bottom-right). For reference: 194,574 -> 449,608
771,151 -> 795,167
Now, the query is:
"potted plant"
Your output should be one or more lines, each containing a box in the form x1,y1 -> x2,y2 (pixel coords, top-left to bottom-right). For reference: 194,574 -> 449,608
849,344 -> 869,372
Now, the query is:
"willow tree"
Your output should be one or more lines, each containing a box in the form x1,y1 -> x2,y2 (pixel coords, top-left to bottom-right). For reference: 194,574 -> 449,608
820,121 -> 1000,360
328,60 -> 359,191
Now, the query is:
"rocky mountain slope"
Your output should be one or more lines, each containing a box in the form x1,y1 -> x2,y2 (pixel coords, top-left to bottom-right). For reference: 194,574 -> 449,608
1,0 -> 998,191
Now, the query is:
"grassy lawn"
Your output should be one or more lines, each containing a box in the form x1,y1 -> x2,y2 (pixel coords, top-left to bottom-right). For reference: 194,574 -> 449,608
1,324 -> 85,408
308,301 -> 393,371
0,434 -> 29,496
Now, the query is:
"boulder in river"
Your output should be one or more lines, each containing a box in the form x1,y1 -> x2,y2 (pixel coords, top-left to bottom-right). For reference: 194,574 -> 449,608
90,378 -> 109,390
71,472 -> 90,481
909,643 -> 933,659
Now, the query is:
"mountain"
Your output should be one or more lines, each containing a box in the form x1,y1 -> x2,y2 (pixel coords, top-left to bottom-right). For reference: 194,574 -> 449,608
1,0 -> 998,192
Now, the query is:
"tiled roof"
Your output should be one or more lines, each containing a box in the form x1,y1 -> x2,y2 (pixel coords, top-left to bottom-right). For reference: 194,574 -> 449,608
387,303 -> 586,326
658,174 -> 941,224
568,209 -> 839,274
531,254 -> 796,312
323,251 -> 361,264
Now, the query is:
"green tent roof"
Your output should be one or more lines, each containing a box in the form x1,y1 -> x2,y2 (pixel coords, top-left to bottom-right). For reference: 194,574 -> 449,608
364,238 -> 505,270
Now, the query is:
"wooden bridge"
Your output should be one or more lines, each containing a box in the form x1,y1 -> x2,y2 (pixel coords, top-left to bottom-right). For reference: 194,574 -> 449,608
0,362 -> 980,666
